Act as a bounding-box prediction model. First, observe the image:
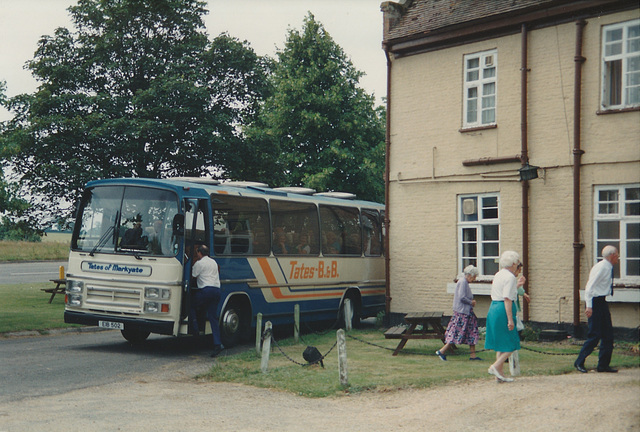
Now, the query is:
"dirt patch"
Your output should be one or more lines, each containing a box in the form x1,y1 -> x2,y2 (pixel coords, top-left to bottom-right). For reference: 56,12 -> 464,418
0,367 -> 638,431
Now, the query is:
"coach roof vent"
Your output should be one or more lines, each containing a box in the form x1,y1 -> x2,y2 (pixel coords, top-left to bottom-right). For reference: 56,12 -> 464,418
314,192 -> 357,200
223,181 -> 270,188
273,187 -> 316,195
170,177 -> 220,185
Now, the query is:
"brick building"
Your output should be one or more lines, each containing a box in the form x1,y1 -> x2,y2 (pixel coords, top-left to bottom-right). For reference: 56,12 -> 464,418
380,0 -> 639,332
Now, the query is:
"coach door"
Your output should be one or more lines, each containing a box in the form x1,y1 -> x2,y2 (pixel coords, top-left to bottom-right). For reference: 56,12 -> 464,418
180,198 -> 210,327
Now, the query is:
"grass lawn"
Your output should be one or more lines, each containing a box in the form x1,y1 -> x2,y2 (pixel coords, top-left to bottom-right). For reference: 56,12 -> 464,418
0,283 -> 77,334
0,241 -> 69,262
203,327 -> 640,397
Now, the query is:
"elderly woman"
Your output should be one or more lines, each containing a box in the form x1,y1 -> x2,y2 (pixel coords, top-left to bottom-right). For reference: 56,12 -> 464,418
435,265 -> 481,361
485,251 -> 526,383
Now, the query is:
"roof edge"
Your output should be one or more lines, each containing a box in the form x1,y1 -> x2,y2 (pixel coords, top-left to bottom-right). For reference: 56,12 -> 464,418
382,0 -> 638,57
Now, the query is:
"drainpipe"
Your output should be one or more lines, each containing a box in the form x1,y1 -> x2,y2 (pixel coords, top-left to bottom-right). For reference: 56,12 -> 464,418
573,20 -> 587,331
520,24 -> 531,321
383,46 -> 392,320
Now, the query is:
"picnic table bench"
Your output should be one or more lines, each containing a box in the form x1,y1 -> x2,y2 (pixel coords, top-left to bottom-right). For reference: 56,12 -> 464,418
42,279 -> 66,303
384,311 -> 447,356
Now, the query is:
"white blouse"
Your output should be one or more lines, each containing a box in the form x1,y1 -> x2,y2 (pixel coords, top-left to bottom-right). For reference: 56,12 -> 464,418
490,268 -> 517,301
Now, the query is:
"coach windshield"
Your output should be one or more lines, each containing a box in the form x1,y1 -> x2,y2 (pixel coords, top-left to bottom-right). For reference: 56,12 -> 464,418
72,185 -> 180,257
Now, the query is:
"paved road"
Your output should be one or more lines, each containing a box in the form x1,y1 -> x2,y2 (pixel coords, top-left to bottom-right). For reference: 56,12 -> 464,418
0,260 -> 68,285
0,329 -> 233,404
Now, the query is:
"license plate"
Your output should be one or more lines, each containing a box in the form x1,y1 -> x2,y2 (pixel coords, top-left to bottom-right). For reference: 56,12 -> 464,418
98,320 -> 124,330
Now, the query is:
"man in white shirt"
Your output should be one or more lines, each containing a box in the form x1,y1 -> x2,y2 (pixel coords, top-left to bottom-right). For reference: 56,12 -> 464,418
190,245 -> 224,357
574,245 -> 619,373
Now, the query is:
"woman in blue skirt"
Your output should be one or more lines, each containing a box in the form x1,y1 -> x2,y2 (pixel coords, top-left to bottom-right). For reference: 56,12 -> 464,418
485,251 -> 526,382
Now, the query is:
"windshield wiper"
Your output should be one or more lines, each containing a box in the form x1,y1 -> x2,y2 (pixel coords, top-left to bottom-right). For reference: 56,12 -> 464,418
90,211 -> 119,257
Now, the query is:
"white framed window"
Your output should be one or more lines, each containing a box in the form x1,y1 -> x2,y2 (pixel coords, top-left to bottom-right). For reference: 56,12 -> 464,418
458,193 -> 500,276
594,184 -> 640,281
463,49 -> 497,127
601,19 -> 640,109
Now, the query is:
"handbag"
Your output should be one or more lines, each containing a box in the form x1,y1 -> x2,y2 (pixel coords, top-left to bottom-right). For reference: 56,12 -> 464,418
303,346 -> 324,368
516,316 -> 525,331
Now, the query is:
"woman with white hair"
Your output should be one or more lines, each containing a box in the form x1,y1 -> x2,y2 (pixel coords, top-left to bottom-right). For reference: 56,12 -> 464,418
484,251 -> 526,382
435,264 -> 482,361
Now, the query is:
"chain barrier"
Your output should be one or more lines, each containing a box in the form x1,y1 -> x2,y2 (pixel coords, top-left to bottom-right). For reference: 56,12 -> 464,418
345,333 -> 397,353
301,316 -> 342,336
263,325 -> 628,366
344,332 -> 589,357
264,326 -> 338,367
345,333 -> 491,355
520,345 -> 581,356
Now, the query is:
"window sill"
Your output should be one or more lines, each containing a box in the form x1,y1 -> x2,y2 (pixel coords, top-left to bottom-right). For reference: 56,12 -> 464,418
579,288 -> 640,303
596,106 -> 640,115
447,281 -> 492,296
447,284 -> 640,303
459,124 -> 498,133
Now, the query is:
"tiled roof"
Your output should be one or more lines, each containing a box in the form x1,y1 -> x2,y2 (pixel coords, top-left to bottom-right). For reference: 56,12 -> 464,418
385,0 -> 578,41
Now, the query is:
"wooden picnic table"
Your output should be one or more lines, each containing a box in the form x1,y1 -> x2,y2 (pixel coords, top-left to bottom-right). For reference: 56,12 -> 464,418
42,279 -> 66,303
384,311 -> 447,356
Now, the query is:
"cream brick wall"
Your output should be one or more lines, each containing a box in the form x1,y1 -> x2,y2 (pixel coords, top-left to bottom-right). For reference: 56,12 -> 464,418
388,9 -> 640,328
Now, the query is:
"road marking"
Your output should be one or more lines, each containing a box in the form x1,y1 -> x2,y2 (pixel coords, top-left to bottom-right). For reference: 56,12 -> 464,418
10,272 -> 57,276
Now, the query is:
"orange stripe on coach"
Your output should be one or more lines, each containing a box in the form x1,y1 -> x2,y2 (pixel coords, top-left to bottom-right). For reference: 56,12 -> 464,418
256,258 -> 342,300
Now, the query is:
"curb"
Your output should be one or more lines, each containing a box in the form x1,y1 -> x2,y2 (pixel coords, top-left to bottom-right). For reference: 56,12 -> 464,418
1,326 -> 111,339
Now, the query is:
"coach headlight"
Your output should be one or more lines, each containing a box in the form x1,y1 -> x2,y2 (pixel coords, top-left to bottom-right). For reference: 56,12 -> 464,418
67,293 -> 83,306
144,301 -> 160,313
144,301 -> 170,314
145,287 -> 170,300
66,280 -> 84,293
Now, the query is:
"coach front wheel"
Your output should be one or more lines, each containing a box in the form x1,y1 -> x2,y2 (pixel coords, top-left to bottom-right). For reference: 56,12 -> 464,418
121,328 -> 150,344
220,300 -> 250,347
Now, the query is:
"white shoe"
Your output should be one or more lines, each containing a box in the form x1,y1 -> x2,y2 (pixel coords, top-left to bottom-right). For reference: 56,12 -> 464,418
488,365 -> 511,382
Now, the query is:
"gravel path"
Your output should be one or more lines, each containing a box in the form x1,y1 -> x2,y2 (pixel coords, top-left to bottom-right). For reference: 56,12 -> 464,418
1,365 -> 638,431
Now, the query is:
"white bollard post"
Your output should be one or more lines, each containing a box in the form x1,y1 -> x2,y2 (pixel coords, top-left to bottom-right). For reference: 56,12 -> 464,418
255,313 -> 263,355
343,298 -> 352,331
509,350 -> 520,376
261,321 -> 272,373
337,329 -> 348,386
294,304 -> 300,344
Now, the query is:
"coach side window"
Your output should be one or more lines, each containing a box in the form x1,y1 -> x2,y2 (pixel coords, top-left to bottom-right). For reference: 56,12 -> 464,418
270,200 -> 320,255
320,205 -> 362,256
362,209 -> 382,256
211,194 -> 270,255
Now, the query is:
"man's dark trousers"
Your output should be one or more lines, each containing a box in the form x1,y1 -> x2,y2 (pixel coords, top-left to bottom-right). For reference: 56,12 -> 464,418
576,296 -> 614,369
190,286 -> 222,346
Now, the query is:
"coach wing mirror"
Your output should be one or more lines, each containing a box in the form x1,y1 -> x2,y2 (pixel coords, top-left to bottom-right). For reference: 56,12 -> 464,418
172,214 -> 184,236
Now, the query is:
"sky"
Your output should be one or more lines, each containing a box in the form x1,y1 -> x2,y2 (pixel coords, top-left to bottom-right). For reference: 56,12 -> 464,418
0,0 -> 388,122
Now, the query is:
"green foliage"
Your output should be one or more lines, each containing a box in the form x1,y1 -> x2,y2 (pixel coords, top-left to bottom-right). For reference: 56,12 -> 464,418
521,324 -> 540,342
0,0 -> 270,227
0,220 -> 41,242
244,13 -> 386,202
375,310 -> 386,328
0,164 -> 40,240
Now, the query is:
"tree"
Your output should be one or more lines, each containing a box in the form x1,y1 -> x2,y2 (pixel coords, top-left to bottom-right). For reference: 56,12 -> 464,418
0,81 -> 38,240
0,0 -> 270,226
243,13 -> 385,203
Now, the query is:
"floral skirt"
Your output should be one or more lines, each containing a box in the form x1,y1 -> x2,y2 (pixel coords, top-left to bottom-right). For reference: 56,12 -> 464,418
444,311 -> 479,346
